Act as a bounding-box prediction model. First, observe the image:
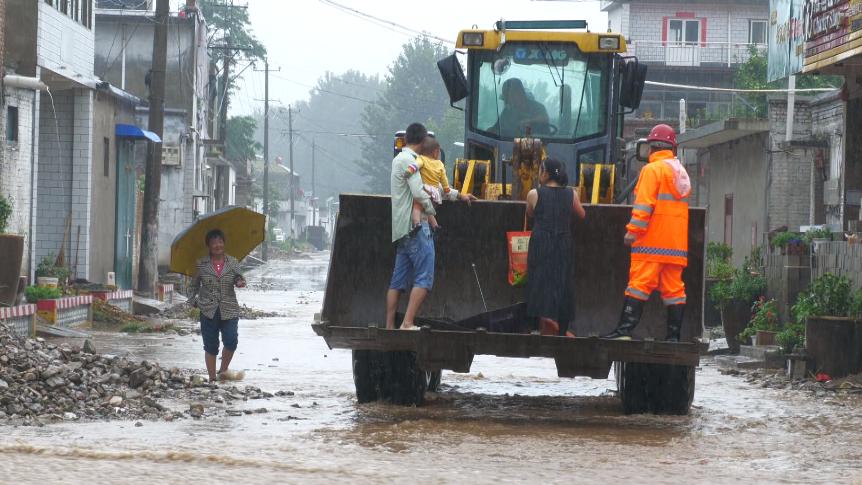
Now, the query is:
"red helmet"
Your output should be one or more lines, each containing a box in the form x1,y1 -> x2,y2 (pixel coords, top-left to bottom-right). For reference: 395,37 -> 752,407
647,124 -> 677,148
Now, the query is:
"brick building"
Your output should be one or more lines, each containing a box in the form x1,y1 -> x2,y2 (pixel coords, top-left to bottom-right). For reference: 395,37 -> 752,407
94,3 -> 215,271
602,0 -> 769,129
678,93 -> 845,265
3,0 -> 97,280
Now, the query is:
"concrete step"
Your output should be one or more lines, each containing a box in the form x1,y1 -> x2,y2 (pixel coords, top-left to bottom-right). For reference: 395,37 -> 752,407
740,345 -> 785,368
715,354 -> 764,371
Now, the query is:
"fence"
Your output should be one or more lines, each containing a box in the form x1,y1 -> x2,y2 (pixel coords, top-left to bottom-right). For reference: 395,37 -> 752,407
766,253 -> 811,324
811,241 -> 862,289
767,242 -> 862,322
0,304 -> 37,338
627,42 -> 766,68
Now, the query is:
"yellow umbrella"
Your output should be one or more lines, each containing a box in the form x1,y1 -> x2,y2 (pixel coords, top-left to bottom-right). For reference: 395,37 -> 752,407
170,206 -> 266,276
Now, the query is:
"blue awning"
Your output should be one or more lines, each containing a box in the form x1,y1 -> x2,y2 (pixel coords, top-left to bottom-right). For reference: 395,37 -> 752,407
115,124 -> 162,143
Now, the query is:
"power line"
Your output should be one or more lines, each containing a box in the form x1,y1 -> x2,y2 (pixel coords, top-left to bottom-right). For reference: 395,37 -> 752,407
294,130 -> 383,137
318,0 -> 455,45
270,72 -> 463,123
645,81 -> 838,93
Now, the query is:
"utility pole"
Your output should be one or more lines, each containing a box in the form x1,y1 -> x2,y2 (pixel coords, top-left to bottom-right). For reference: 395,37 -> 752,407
311,139 -> 316,226
288,105 -> 295,236
262,59 -> 270,260
219,35 -> 231,142
252,60 -> 279,260
138,0 -> 169,295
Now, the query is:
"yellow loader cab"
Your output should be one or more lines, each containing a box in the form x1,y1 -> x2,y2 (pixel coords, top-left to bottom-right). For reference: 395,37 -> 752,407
437,20 -> 647,203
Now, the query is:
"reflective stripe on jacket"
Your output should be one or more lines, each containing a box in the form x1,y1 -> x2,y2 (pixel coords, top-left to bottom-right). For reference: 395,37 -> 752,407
626,150 -> 690,266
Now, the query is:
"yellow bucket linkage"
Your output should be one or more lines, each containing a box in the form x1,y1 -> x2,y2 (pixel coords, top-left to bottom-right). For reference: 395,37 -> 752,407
578,163 -> 615,204
454,159 -> 494,199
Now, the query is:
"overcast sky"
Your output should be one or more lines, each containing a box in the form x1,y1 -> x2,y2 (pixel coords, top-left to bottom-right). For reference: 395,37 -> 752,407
227,0 -> 607,116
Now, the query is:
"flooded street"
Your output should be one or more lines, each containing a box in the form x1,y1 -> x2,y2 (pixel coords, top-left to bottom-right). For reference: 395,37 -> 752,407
2,252 -> 860,484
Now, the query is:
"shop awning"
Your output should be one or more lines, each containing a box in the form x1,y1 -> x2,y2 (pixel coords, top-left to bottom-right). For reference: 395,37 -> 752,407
677,119 -> 769,149
115,124 -> 162,143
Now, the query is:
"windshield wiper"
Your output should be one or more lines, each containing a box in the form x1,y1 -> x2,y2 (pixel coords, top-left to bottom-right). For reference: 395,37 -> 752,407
539,43 -> 563,87
572,55 -> 593,139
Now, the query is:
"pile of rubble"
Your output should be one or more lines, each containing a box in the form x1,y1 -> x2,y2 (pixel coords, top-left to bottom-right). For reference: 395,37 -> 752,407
0,324 -> 279,425
93,298 -> 147,327
160,301 -> 278,321
722,368 -> 862,398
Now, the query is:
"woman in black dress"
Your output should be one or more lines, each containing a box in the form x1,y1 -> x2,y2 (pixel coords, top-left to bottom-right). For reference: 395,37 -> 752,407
525,158 -> 586,336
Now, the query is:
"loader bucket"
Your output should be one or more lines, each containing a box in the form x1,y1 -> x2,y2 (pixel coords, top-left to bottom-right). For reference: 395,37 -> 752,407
322,194 -> 705,341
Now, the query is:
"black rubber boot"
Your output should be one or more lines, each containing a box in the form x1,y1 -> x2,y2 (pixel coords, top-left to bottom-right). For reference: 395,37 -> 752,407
666,304 -> 685,342
601,296 -> 645,340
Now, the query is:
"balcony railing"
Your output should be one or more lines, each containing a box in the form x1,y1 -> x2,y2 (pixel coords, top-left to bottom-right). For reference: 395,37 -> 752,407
627,41 -> 767,68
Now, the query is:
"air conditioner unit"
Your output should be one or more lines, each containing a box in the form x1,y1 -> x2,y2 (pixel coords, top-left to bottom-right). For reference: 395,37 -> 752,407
162,146 -> 181,166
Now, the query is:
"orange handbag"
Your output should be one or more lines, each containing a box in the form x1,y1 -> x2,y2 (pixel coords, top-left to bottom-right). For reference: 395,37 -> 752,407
507,210 -> 531,287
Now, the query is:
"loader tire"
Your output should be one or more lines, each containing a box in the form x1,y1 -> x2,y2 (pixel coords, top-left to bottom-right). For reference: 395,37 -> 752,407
617,362 -> 695,415
381,351 -> 427,406
617,361 -> 650,414
352,350 -> 384,404
651,364 -> 695,415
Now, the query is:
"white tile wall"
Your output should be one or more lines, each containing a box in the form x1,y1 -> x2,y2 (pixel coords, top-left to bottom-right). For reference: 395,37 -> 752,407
626,2 -> 768,45
37,1 -> 95,79
35,89 -> 94,279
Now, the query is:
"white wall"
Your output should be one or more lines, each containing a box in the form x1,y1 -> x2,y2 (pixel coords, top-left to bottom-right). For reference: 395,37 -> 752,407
0,87 -> 37,274
35,88 -> 94,279
627,2 -> 767,45
38,2 -> 95,79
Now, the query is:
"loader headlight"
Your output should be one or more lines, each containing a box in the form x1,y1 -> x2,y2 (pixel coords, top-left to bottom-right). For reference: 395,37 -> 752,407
462,32 -> 485,47
599,35 -> 620,50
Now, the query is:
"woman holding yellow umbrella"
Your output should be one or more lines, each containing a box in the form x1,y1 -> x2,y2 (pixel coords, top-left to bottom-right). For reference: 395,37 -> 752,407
189,229 -> 246,382
171,206 -> 265,382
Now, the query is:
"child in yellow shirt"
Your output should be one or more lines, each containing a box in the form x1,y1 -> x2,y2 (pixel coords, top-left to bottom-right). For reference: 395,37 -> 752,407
407,136 -> 454,234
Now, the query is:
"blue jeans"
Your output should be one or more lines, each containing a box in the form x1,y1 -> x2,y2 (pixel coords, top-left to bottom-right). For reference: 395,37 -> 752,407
389,222 -> 435,291
200,309 -> 239,356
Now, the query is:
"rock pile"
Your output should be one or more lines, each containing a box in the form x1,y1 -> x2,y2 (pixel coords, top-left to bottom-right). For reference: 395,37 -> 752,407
0,324 -> 234,425
0,327 -> 192,425
160,302 -> 279,321
0,325 -> 300,426
722,368 -> 862,397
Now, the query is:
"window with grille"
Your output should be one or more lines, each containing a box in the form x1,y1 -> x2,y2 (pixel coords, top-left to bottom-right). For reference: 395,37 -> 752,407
750,20 -> 768,44
669,19 -> 700,46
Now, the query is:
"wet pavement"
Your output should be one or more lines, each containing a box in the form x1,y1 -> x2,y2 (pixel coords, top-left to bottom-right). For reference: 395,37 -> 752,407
2,252 -> 861,484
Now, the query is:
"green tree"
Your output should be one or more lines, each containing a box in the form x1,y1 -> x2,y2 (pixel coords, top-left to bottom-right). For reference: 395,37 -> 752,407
199,0 -> 266,61
257,70 -> 384,200
358,36 -> 465,193
734,47 -> 843,118
199,0 -> 266,121
225,116 -> 261,162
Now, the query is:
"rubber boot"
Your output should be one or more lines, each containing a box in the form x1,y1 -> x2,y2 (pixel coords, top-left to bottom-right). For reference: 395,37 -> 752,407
666,304 -> 685,342
600,296 -> 645,340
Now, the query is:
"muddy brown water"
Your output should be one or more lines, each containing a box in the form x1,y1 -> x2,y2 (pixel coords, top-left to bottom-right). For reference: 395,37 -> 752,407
2,253 -> 860,484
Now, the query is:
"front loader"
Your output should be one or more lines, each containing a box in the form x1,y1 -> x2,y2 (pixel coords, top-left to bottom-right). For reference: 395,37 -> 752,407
313,20 -> 705,415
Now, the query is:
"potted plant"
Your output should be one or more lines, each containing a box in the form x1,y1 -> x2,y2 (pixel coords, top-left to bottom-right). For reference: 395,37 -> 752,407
782,292 -> 818,355
803,227 -> 832,254
705,242 -> 733,328
709,263 -> 767,353
801,274 -> 861,378
35,254 -> 71,289
0,195 -> 26,307
770,231 -> 808,256
24,285 -> 62,304
739,297 -> 780,346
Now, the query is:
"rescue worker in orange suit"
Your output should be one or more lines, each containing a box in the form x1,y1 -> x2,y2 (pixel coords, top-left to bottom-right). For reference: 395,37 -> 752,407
601,124 -> 692,341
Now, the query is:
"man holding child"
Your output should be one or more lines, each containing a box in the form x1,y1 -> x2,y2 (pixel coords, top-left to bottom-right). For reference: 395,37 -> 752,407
385,122 -> 475,330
